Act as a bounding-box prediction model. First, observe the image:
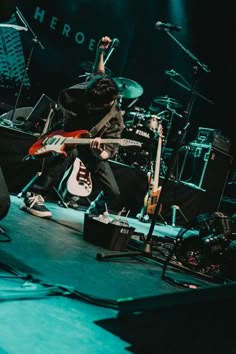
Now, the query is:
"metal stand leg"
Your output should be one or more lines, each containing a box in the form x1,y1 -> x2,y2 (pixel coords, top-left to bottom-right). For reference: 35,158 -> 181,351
17,172 -> 42,198
52,186 -> 69,208
171,204 -> 191,227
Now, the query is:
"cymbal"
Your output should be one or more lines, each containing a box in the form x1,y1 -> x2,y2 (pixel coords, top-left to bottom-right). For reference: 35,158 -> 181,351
114,77 -> 143,99
80,61 -> 113,77
152,95 -> 182,109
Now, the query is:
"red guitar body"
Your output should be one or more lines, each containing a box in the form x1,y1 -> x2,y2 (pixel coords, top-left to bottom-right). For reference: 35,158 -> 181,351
29,129 -> 89,157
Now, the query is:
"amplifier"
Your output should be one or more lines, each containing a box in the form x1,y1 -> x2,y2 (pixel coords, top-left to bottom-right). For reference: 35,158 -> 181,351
178,142 -> 212,189
196,127 -> 215,145
179,143 -> 233,211
213,133 -> 231,153
196,127 -> 231,153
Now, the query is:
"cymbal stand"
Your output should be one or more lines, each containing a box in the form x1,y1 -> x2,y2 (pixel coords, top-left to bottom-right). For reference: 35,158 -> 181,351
10,7 -> 44,122
161,112 -> 172,153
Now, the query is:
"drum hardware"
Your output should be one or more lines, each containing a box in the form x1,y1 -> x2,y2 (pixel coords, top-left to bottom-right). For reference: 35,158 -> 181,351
166,72 -> 215,105
161,106 -> 183,153
125,112 -> 146,126
148,99 -> 183,152
166,106 -> 183,118
126,98 -> 140,110
152,95 -> 183,109
125,111 -> 166,131
132,106 -> 146,113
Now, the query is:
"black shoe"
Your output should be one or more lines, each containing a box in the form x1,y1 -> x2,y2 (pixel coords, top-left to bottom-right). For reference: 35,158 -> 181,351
86,202 -> 104,216
86,191 -> 106,216
20,192 -> 52,218
67,196 -> 80,209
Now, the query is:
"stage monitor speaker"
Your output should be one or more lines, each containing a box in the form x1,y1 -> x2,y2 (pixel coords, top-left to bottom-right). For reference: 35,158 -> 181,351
0,167 -> 10,220
0,125 -> 39,193
0,107 -> 33,127
96,283 -> 236,354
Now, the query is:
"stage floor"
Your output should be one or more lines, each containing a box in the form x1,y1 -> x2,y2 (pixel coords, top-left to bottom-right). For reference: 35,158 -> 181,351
0,195 -> 236,354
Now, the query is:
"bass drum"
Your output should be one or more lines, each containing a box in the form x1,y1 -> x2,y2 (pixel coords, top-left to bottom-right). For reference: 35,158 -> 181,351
118,124 -> 158,170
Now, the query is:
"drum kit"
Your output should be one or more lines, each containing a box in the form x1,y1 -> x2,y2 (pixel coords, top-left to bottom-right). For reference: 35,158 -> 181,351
118,91 -> 183,173
79,61 -> 184,173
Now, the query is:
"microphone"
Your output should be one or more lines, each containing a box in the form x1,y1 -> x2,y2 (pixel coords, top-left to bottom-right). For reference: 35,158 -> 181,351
104,38 -> 120,65
165,69 -> 178,77
111,38 -> 120,48
155,21 -> 182,32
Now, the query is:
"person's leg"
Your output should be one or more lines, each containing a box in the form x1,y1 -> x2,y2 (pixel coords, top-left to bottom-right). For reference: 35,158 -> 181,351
32,150 -> 77,193
21,150 -> 77,217
78,149 -> 120,215
86,160 -> 120,215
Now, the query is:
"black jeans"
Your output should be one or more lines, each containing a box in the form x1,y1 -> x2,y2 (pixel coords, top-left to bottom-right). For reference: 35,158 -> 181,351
31,149 -> 77,195
33,146 -> 120,206
77,147 -> 120,204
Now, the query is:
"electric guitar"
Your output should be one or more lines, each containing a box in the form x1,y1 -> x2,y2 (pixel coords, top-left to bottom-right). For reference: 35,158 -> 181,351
146,130 -> 162,216
58,158 -> 92,198
28,129 -> 142,157
137,123 -> 163,221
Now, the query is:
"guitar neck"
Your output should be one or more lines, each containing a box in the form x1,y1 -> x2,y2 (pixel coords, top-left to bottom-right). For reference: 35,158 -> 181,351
152,132 -> 162,192
65,138 -> 122,145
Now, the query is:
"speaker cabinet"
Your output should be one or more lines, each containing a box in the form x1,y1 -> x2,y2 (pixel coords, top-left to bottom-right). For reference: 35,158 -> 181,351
0,167 -> 10,220
0,125 -> 39,192
179,145 -> 233,213
106,283 -> 236,354
202,147 -> 233,212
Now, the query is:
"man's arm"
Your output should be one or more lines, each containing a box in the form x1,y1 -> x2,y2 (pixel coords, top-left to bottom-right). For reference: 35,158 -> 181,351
92,36 -> 112,74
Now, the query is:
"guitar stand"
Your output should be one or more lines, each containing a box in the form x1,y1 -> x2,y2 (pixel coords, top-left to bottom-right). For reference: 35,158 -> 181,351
171,204 -> 190,228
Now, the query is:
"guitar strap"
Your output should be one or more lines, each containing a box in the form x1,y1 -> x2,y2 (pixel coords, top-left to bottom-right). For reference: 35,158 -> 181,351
88,100 -> 118,137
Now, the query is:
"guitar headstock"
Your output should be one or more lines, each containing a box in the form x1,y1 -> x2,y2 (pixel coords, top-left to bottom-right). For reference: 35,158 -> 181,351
120,139 -> 142,147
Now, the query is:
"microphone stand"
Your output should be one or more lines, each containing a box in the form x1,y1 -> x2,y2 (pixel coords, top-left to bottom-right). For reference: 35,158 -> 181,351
104,44 -> 117,66
95,28 -> 211,278
10,7 -> 45,122
146,28 -> 210,234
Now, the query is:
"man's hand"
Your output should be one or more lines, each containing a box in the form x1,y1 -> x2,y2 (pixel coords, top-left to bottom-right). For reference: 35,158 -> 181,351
97,36 -> 112,51
90,137 -> 110,160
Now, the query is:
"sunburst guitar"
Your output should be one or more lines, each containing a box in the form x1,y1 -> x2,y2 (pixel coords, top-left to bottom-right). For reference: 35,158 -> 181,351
137,122 -> 163,222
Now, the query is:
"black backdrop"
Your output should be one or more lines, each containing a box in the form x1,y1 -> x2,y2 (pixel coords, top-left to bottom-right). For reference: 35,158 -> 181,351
5,0 -> 235,165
